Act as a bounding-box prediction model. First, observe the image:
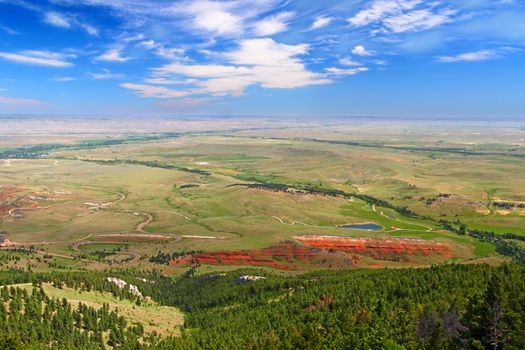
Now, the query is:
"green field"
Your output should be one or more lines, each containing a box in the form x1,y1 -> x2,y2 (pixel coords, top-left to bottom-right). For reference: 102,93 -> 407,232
1,119 -> 524,274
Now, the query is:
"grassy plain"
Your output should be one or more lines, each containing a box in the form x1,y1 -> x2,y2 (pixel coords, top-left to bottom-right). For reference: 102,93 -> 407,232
0,117 -> 523,273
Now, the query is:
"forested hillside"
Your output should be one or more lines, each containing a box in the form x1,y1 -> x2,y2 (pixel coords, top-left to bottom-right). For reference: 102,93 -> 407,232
1,264 -> 524,349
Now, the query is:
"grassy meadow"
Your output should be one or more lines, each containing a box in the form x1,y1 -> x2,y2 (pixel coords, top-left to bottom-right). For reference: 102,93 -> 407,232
0,119 -> 523,273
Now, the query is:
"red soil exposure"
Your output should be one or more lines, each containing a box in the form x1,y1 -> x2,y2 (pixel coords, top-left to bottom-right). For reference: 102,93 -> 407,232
0,186 -> 28,199
0,239 -> 14,247
0,186 -> 29,215
368,263 -> 384,268
294,235 -> 453,261
170,236 -> 453,270
170,242 -> 320,270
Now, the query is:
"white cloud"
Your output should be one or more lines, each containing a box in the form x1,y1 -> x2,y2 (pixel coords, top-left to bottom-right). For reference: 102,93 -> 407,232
144,78 -> 198,85
224,38 -> 307,66
123,34 -> 146,42
97,49 -> 131,62
79,23 -> 99,36
0,96 -> 46,106
49,76 -> 77,82
126,38 -> 331,100
383,8 -> 456,33
352,45 -> 374,56
138,40 -> 158,50
349,0 -> 457,33
133,39 -> 186,60
120,83 -> 193,99
43,11 -> 98,35
44,12 -> 70,28
437,50 -> 497,62
182,1 -> 243,36
196,75 -> 253,96
349,0 -> 421,27
325,67 -> 369,76
197,10 -> 242,36
154,47 -> 186,60
0,25 -> 19,35
253,11 -> 294,36
154,64 -> 251,78
88,69 -> 124,79
0,50 -> 73,67
56,0 -> 284,38
339,57 -> 363,66
310,16 -> 333,30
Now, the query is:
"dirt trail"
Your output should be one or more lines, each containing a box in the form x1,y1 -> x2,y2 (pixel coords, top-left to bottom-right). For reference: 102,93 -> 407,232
71,241 -> 141,263
4,206 -> 49,219
271,216 -> 332,229
374,204 -> 432,232
101,192 -> 126,207
172,211 -> 191,221
97,233 -> 172,240
180,235 -> 226,240
272,216 -> 284,224
379,211 -> 433,232
6,233 -> 94,247
135,212 -> 153,233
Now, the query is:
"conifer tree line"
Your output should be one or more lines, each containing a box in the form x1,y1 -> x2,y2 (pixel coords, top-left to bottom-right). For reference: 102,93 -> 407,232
0,264 -> 523,349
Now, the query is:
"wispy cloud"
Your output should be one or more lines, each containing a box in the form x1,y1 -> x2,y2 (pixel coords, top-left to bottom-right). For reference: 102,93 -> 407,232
349,0 -> 457,33
120,83 -> 193,99
349,0 -> 418,26
437,49 -> 498,62
96,48 -> 131,62
88,69 -> 124,79
325,67 -> 369,76
44,11 -> 71,28
57,0 -> 285,38
0,25 -> 19,35
41,9 -> 98,35
0,95 -> 46,106
138,41 -> 187,61
49,76 -> 77,82
253,11 -> 294,36
310,16 -> 333,30
0,50 -> 73,67
78,22 -> 98,36
175,0 -> 258,37
384,8 -> 456,33
339,57 -> 363,66
144,77 -> 198,85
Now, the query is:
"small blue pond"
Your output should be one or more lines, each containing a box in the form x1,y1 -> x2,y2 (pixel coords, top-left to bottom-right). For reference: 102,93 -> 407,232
339,223 -> 384,230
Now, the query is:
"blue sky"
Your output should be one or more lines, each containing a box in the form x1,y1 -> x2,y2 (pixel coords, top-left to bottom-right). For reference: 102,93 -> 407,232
0,0 -> 524,118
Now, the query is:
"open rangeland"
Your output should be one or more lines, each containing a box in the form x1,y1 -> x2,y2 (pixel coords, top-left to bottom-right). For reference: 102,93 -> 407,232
0,120 -> 523,273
